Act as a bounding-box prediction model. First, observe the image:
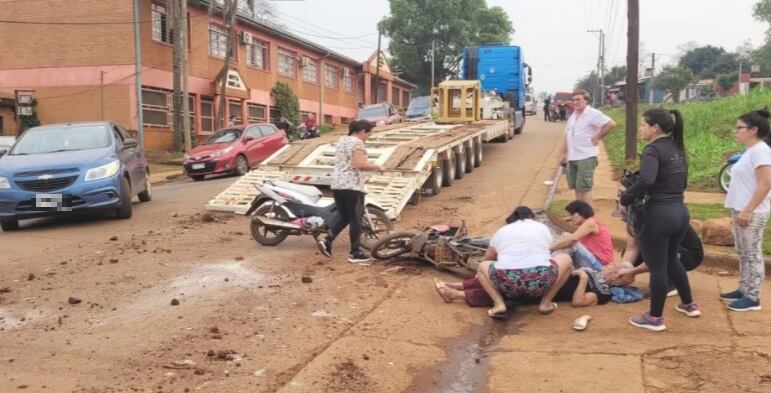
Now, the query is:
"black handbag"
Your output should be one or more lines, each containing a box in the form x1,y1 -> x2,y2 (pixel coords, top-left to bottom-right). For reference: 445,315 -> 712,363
619,169 -> 649,236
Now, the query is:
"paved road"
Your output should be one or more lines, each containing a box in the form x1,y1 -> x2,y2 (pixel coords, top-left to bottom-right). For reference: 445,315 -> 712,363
1,174 -> 236,255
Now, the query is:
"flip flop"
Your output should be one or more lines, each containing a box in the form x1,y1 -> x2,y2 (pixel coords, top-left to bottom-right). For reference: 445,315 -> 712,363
487,308 -> 510,319
433,278 -> 451,303
539,302 -> 558,315
573,315 -> 592,331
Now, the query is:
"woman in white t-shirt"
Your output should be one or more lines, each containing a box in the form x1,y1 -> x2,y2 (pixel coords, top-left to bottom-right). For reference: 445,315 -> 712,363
721,108 -> 771,312
473,206 -> 573,318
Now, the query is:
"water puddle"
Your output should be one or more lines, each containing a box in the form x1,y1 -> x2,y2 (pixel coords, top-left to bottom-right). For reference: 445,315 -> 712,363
404,311 -> 522,393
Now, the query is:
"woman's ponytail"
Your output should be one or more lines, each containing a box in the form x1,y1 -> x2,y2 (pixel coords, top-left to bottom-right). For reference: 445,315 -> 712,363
670,109 -> 685,154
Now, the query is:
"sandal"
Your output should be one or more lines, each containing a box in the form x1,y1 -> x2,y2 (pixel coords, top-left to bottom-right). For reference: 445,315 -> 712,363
539,302 -> 558,315
487,308 -> 509,319
573,315 -> 592,331
433,278 -> 451,303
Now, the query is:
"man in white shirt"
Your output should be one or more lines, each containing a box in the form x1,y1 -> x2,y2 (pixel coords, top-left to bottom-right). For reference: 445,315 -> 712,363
560,90 -> 616,205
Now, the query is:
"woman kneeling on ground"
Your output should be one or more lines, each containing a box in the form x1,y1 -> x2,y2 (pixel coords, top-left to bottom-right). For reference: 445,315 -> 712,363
549,200 -> 615,270
434,206 -> 572,317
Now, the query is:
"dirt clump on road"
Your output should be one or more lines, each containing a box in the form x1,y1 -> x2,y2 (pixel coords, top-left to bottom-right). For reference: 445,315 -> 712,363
323,359 -> 373,393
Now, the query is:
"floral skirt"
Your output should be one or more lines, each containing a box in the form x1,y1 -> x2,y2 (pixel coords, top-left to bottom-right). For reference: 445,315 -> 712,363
488,261 -> 559,299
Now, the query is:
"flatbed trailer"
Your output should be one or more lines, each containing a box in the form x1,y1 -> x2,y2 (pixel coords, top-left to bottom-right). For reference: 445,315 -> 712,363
206,119 -> 511,219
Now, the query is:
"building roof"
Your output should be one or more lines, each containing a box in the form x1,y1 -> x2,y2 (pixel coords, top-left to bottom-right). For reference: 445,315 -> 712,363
191,0 -> 361,68
393,76 -> 416,89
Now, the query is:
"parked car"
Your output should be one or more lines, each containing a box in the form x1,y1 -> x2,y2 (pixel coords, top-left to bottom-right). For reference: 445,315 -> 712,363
0,136 -> 15,153
0,122 -> 151,231
524,94 -> 537,115
356,103 -> 401,126
183,123 -> 287,181
405,96 -> 432,122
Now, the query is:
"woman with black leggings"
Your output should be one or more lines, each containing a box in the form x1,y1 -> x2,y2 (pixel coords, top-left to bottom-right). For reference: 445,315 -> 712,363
620,108 -> 700,332
318,120 -> 385,263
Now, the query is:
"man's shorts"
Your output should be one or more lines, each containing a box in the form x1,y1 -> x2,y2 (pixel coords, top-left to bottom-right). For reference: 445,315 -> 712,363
566,156 -> 598,192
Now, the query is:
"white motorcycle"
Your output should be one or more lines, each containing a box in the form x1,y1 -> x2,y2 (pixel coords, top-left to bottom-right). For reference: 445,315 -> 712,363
245,180 -> 393,249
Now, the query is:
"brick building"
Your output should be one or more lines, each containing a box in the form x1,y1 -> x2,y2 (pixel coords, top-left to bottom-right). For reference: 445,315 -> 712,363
0,0 -> 414,150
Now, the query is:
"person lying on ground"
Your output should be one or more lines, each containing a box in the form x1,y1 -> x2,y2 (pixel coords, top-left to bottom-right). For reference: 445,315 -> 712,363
610,224 -> 703,296
549,200 -> 614,271
552,267 -> 612,307
434,206 -> 572,318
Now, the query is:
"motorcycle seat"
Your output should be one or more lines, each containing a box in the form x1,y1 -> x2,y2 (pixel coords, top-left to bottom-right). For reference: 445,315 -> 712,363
273,180 -> 323,201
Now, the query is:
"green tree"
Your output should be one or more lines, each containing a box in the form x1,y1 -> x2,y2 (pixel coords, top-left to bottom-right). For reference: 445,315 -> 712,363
678,45 -> 726,77
382,0 -> 514,94
754,0 -> 771,76
271,81 -> 300,128
652,66 -> 695,103
605,65 -> 627,86
575,70 -> 599,96
717,72 -> 739,91
755,0 -> 771,25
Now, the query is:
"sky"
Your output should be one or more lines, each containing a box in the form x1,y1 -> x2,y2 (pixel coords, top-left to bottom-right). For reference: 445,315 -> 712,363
272,0 -> 769,94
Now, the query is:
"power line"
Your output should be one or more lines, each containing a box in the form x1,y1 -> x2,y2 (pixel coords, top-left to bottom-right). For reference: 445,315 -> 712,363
271,9 -> 378,43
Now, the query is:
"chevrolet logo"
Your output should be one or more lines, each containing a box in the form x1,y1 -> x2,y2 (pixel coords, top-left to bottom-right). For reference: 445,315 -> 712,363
38,174 -> 53,180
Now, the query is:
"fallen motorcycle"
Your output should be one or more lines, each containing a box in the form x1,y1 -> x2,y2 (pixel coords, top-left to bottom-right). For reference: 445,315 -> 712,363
245,180 -> 393,249
370,220 -> 489,275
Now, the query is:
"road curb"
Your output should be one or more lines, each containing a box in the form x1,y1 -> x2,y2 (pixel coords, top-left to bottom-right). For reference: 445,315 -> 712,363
546,212 -> 771,276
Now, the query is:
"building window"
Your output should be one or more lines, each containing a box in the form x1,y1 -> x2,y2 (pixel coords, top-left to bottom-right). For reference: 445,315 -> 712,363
300,111 -> 315,121
341,116 -> 350,125
392,87 -> 399,106
200,98 -> 214,132
343,69 -> 354,93
269,106 -> 281,122
248,103 -> 266,123
324,114 -> 334,125
302,57 -> 318,83
151,3 -> 173,44
209,24 -> 235,61
324,64 -> 338,89
402,91 -> 410,108
246,39 -> 268,70
228,100 -> 242,124
141,87 -> 170,127
187,94 -> 196,130
277,48 -> 297,78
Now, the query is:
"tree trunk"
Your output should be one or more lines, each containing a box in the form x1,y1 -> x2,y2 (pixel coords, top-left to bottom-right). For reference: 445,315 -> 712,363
171,0 -> 184,151
216,0 -> 237,130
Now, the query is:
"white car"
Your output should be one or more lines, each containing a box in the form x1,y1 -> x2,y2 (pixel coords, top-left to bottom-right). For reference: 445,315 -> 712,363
524,94 -> 537,115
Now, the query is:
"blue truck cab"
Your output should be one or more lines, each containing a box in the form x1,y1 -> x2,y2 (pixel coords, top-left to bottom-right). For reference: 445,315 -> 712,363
461,45 -> 532,133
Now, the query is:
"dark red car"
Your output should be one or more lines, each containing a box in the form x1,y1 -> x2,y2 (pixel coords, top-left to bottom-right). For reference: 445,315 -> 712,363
183,123 -> 287,181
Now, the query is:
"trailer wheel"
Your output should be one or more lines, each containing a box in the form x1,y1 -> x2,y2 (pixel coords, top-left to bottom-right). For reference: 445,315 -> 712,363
455,150 -> 466,179
442,154 -> 455,187
474,140 -> 483,167
424,161 -> 443,196
465,143 -> 474,173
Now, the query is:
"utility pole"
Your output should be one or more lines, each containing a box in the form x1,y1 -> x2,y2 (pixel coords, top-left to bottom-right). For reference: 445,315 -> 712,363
374,19 -> 383,104
100,71 -> 105,120
181,0 -> 192,151
172,0 -> 184,151
626,0 -> 640,161
132,0 -> 144,146
738,60 -> 744,95
649,53 -> 656,104
431,39 -> 435,92
587,29 -> 604,106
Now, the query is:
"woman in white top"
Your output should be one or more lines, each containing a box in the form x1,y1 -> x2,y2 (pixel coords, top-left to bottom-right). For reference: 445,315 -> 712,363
474,206 -> 572,318
721,108 -> 771,312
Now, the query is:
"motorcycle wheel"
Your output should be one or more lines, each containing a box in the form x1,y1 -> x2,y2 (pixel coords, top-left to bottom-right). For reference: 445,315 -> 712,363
371,232 -> 417,260
250,203 -> 291,246
719,162 -> 733,193
360,207 -> 394,251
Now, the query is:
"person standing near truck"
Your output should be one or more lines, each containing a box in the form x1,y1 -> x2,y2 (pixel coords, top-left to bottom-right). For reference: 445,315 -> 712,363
560,90 -> 616,205
543,97 -> 552,122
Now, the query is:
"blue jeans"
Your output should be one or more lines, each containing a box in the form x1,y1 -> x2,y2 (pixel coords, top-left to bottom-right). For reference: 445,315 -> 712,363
570,242 -> 605,271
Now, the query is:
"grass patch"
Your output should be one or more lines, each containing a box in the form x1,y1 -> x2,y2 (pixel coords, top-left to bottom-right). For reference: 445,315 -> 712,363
603,88 -> 771,192
547,199 -> 569,217
145,150 -> 184,163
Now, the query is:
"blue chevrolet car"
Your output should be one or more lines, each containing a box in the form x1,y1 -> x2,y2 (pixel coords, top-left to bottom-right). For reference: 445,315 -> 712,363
0,122 -> 151,231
